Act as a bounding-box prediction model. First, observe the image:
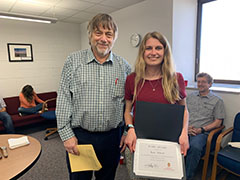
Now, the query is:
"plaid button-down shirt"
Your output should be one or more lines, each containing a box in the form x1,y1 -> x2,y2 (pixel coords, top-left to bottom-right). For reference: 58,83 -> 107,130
56,49 -> 131,141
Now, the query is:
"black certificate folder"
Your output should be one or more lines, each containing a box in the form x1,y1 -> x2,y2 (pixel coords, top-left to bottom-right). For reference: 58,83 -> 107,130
135,101 -> 185,142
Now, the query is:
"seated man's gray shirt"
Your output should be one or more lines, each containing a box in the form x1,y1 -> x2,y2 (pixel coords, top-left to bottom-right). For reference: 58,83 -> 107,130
187,91 -> 225,129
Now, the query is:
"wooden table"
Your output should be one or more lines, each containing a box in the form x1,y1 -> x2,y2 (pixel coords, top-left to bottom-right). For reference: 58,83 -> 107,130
0,134 -> 41,180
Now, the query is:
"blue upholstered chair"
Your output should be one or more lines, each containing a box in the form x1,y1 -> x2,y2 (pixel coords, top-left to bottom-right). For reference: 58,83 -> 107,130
211,112 -> 240,180
41,110 -> 57,140
40,98 -> 57,140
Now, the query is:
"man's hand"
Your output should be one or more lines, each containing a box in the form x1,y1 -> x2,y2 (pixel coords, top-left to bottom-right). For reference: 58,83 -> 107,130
188,126 -> 201,136
63,136 -> 79,155
188,126 -> 194,135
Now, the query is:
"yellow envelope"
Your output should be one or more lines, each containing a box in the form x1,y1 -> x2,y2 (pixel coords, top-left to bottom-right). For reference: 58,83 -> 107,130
68,145 -> 102,172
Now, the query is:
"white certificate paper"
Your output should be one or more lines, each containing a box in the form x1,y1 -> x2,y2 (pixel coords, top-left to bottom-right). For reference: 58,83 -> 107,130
133,139 -> 183,179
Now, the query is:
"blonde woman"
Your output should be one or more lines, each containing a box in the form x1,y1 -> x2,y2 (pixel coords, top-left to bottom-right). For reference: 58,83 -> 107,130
122,32 -> 189,179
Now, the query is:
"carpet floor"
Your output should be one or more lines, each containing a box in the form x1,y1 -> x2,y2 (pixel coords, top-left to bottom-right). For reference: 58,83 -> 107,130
7,123 -> 239,180
15,123 -> 130,180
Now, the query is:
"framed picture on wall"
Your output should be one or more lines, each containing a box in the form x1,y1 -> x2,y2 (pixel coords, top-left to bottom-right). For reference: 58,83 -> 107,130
7,43 -> 33,62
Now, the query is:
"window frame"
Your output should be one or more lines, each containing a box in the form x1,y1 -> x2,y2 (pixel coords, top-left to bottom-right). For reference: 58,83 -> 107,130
195,0 -> 240,84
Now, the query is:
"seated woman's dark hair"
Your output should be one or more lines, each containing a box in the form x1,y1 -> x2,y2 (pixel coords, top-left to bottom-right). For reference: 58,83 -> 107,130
22,85 -> 34,103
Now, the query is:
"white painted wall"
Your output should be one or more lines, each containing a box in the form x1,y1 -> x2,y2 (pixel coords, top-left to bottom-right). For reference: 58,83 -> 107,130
0,19 -> 81,97
172,0 -> 197,83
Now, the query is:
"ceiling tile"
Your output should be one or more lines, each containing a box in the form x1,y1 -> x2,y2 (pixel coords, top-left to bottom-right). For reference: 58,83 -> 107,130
61,16 -> 87,24
29,0 -> 60,6
18,0 -> 59,6
0,0 -> 145,24
11,1 -> 51,15
0,0 -> 16,11
80,0 -> 104,3
84,4 -> 116,14
56,0 -> 94,11
100,0 -> 144,9
42,7 -> 79,19
71,11 -> 94,21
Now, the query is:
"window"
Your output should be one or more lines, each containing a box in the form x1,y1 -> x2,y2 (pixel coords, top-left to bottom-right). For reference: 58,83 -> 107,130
196,0 -> 240,84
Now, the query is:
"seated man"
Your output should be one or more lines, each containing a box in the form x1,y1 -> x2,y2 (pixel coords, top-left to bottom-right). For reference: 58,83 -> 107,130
0,94 -> 15,134
185,72 -> 226,179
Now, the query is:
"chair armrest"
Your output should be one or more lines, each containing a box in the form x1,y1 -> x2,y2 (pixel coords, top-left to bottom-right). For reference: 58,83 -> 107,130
206,125 -> 225,145
204,125 -> 225,157
44,98 -> 57,104
42,98 -> 57,113
201,125 -> 225,180
214,127 -> 234,157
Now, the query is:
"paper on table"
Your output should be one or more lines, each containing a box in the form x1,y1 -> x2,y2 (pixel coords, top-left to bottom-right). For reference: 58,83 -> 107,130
68,145 -> 102,172
133,138 -> 183,179
8,136 -> 30,149
228,142 -> 240,148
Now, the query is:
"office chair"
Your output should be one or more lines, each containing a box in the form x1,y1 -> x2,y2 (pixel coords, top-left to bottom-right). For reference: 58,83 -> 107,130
201,125 -> 225,180
41,98 -> 58,140
211,112 -> 240,180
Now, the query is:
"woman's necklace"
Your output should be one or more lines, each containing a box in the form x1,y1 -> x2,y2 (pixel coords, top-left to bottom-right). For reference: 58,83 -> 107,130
148,79 -> 160,91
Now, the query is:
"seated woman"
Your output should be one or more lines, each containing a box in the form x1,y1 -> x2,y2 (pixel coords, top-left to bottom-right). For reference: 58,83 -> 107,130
18,85 -> 44,116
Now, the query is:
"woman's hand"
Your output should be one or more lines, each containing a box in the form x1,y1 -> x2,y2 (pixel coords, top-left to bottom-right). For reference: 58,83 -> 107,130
179,131 -> 189,156
120,134 -> 127,153
124,128 -> 137,153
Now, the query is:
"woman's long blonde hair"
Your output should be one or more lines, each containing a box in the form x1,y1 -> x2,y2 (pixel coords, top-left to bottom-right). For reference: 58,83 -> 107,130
133,32 -> 180,104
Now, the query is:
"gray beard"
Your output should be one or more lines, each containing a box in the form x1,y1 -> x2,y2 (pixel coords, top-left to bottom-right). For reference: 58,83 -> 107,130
96,46 -> 112,57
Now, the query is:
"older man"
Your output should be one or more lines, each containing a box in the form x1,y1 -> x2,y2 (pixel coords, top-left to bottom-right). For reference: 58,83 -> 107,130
56,13 -> 131,180
185,72 -> 226,179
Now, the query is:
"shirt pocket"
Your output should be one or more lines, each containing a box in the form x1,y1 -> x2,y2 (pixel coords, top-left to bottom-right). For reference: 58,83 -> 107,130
202,102 -> 215,117
110,78 -> 125,99
71,72 -> 87,98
